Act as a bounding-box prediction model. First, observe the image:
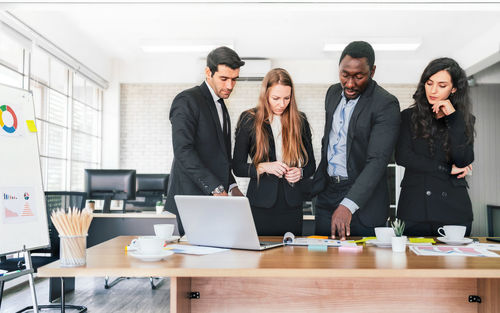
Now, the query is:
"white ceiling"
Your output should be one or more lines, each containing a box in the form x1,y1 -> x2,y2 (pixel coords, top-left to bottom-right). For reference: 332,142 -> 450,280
3,2 -> 500,83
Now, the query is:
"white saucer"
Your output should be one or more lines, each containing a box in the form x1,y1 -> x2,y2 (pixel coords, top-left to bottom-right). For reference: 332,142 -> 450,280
366,239 -> 392,248
437,237 -> 473,245
128,250 -> 174,262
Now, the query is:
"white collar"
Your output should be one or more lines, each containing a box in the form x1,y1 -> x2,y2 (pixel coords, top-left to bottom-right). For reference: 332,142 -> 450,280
205,80 -> 220,103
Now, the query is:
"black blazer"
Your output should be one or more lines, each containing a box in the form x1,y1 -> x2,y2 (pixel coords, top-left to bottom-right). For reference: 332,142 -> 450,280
312,80 -> 401,227
396,108 -> 474,223
166,82 -> 236,217
232,109 -> 316,208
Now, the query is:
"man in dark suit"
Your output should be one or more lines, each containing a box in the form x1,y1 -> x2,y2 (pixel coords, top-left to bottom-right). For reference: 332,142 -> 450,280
166,47 -> 245,236
312,41 -> 401,239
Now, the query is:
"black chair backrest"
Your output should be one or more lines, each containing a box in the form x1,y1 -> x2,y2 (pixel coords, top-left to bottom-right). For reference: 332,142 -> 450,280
487,205 -> 500,237
33,191 -> 87,257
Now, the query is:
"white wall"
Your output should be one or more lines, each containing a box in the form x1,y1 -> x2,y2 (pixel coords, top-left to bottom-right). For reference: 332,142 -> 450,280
474,62 -> 500,84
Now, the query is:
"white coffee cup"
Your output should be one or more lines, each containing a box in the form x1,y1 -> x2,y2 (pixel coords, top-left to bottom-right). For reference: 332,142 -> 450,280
375,227 -> 395,243
131,236 -> 164,254
438,225 -> 466,241
154,224 -> 175,239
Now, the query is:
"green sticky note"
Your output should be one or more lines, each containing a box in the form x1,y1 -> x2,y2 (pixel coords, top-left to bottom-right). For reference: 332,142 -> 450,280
409,238 -> 436,244
308,245 -> 328,252
26,120 -> 37,132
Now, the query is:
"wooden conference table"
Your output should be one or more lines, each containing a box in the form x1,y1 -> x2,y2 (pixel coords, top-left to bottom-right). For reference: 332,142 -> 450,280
38,236 -> 500,313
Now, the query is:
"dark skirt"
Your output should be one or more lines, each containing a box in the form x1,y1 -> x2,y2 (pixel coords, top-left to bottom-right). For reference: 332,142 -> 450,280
250,180 -> 302,236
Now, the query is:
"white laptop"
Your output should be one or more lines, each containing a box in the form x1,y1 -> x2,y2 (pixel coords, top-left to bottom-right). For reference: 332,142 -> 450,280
174,195 -> 284,250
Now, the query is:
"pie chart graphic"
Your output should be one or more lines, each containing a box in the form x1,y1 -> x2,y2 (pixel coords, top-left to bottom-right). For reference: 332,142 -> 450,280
0,105 -> 18,133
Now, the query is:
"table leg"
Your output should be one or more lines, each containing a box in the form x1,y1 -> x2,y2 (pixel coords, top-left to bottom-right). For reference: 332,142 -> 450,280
170,277 -> 191,313
60,277 -> 65,313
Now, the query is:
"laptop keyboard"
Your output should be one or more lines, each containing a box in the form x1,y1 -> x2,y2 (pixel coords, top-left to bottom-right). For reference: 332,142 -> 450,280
260,241 -> 279,247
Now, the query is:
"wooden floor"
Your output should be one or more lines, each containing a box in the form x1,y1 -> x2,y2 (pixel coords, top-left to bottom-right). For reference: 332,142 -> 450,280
1,277 -> 171,312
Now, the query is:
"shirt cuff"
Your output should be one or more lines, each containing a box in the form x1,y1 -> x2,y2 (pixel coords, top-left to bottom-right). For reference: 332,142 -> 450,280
228,183 -> 238,193
340,198 -> 359,214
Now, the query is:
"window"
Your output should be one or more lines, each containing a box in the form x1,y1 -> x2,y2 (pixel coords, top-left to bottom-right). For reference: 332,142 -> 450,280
0,26 -> 104,192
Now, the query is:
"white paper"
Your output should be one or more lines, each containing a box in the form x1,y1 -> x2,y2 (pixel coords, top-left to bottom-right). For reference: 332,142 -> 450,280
410,245 -> 500,257
466,243 -> 500,251
167,244 -> 229,255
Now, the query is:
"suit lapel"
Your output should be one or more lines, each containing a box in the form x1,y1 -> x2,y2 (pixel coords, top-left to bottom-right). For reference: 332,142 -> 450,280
264,122 -> 276,161
200,82 -> 228,157
324,91 -> 343,153
346,80 -> 375,161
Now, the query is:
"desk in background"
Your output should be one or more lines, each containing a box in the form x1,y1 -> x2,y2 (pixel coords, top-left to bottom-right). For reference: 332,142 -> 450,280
88,212 -> 177,247
39,236 -> 500,313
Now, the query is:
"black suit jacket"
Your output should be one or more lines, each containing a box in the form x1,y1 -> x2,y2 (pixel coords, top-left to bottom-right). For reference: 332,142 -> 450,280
312,79 -> 401,227
396,108 -> 474,223
166,82 -> 236,231
232,109 -> 316,208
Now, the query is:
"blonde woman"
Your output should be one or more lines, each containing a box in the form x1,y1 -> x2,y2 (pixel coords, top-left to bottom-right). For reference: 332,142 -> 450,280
233,68 -> 315,236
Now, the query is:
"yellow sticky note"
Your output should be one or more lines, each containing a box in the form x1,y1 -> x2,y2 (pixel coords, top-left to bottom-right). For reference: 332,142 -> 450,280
354,237 -> 377,243
26,120 -> 37,132
409,238 -> 436,244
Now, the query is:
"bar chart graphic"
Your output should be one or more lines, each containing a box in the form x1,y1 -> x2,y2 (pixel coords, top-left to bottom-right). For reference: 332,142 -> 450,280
1,187 -> 37,224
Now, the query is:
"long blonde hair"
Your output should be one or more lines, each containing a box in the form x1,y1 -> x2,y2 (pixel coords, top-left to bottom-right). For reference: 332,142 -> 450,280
251,68 -> 308,168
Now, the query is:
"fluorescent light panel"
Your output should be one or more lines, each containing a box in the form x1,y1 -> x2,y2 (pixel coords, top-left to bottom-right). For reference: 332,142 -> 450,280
324,42 -> 421,52
142,44 -> 234,53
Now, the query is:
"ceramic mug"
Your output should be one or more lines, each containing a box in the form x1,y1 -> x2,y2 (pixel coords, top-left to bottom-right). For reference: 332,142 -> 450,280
131,236 -> 164,254
154,224 -> 175,239
375,227 -> 395,243
437,225 -> 466,241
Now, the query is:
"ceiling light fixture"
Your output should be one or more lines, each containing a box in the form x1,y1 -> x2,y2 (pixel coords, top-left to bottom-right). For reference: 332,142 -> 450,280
324,42 -> 421,52
142,44 -> 234,53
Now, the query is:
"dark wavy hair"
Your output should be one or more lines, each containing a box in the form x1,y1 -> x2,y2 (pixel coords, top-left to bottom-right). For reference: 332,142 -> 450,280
410,57 -> 475,157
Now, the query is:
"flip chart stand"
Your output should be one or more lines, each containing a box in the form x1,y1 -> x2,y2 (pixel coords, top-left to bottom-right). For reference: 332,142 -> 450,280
0,246 -> 39,313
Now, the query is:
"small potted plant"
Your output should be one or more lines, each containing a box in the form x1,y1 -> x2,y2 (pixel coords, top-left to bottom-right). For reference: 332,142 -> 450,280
391,218 -> 406,252
155,200 -> 164,215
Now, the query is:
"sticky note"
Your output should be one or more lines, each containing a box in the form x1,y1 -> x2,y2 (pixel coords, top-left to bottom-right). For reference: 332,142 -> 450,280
308,236 -> 328,239
26,120 -> 37,132
353,237 -> 377,243
308,245 -> 328,252
339,246 -> 363,252
409,238 -> 436,244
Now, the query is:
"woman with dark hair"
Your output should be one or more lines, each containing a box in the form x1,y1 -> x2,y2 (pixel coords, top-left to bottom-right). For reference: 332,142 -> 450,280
232,68 -> 315,236
396,57 -> 475,236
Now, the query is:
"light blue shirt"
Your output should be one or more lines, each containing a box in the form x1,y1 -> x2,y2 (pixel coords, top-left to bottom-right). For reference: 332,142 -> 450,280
327,92 -> 360,214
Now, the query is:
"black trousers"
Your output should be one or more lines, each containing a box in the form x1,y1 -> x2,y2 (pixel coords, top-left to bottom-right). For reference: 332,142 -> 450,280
314,179 -> 375,237
404,220 -> 472,237
251,181 -> 302,236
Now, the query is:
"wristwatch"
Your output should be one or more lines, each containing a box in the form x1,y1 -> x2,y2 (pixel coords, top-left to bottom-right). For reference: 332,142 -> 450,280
212,185 -> 225,195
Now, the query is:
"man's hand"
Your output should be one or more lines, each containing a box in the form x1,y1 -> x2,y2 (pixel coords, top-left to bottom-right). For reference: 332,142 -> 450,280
213,191 -> 228,197
230,187 -> 244,197
331,204 -> 352,240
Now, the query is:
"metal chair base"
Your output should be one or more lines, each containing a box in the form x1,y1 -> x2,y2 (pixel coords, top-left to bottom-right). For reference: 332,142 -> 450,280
16,304 -> 87,313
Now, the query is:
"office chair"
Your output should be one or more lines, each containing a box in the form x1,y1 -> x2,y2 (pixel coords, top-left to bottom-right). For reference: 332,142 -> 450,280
487,205 -> 500,237
0,191 -> 88,312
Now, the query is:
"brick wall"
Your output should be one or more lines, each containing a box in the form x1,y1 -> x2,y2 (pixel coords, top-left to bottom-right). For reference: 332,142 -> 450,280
120,82 -> 415,192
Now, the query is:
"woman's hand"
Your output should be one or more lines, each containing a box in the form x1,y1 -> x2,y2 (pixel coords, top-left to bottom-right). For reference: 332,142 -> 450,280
451,164 -> 472,179
284,167 -> 302,184
432,99 -> 455,119
257,161 -> 290,178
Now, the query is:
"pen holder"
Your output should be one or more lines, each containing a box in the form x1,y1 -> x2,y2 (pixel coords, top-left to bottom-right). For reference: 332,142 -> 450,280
60,234 -> 87,267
